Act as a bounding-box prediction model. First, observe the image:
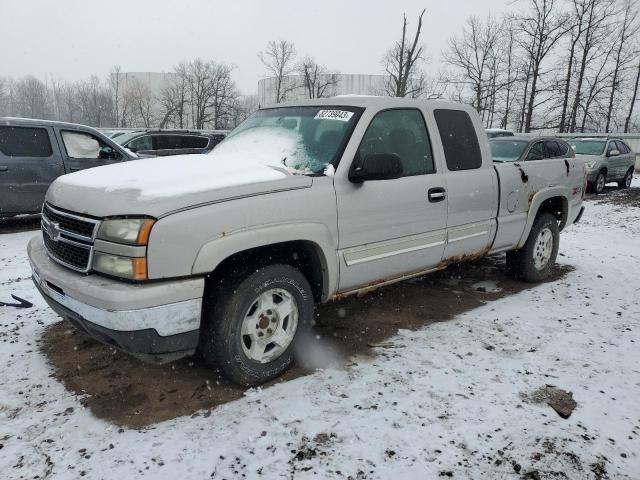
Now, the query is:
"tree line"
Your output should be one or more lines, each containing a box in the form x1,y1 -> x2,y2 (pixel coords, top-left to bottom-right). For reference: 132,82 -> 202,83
1,0 -> 640,133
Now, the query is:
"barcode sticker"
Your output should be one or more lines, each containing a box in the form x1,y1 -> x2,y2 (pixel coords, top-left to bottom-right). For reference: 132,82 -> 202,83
314,110 -> 354,121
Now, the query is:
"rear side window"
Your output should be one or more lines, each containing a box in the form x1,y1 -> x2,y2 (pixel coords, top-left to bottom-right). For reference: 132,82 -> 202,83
181,136 -> 209,149
544,141 -> 562,158
616,140 -> 630,154
0,126 -> 52,157
434,109 -> 482,171
557,141 -> 570,155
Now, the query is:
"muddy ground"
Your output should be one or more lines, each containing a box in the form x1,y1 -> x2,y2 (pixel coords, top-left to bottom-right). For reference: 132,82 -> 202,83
37,257 -> 571,428
7,183 -> 637,429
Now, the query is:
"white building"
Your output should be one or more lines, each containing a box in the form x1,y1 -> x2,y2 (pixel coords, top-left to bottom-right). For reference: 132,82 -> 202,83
257,74 -> 387,106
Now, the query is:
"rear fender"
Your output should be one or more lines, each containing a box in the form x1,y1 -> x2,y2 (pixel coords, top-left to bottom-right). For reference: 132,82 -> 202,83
517,187 -> 569,249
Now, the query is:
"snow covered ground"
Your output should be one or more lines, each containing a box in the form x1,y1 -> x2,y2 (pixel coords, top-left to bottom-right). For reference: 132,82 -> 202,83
1,185 -> 639,479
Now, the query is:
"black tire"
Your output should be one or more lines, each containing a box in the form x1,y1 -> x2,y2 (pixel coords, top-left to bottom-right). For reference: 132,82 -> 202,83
618,167 -> 634,189
506,213 -> 560,283
591,170 -> 606,194
199,264 -> 314,386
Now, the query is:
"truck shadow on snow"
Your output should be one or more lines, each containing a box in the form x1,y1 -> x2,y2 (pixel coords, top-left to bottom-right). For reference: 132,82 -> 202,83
40,256 -> 573,429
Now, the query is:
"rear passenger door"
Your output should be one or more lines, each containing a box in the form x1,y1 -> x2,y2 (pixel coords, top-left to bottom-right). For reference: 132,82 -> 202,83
56,129 -> 123,172
0,125 -> 65,215
616,141 -> 634,176
433,109 -> 497,260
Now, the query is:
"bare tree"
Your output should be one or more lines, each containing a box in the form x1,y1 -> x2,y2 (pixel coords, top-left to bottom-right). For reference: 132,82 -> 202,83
125,78 -> 154,128
444,15 -> 503,122
604,0 -> 639,131
297,57 -> 339,99
383,9 -> 427,97
624,58 -> 640,131
13,76 -> 51,119
109,66 -> 123,128
567,0 -> 616,132
158,74 -> 188,128
518,0 -> 570,132
259,40 -> 297,103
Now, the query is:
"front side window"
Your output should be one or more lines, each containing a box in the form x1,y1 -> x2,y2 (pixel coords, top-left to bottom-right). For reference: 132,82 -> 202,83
218,106 -> 362,174
527,142 -> 544,161
568,140 -> 606,156
490,140 -> 528,162
0,126 -> 52,157
61,131 -> 120,160
434,109 -> 482,171
126,135 -> 153,152
356,109 -> 435,176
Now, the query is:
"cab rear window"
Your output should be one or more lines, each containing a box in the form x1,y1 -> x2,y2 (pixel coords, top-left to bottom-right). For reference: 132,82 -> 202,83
434,109 -> 482,171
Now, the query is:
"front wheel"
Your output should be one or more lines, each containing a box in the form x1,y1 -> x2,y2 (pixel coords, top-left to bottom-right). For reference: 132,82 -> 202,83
506,213 -> 560,283
199,264 -> 314,386
618,168 -> 634,189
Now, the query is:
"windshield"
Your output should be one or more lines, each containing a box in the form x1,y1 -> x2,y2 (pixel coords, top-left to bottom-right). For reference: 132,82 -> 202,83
217,106 -> 361,174
569,140 -> 606,155
490,140 -> 528,162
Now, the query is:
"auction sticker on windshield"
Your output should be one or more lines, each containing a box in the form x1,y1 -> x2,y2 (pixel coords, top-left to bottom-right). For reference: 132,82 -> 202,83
314,110 -> 354,121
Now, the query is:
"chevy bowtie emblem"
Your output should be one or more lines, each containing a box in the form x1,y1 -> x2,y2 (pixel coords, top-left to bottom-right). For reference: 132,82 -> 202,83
47,221 -> 62,242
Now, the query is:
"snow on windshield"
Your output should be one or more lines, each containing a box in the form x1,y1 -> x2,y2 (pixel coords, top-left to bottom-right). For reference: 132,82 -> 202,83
210,127 -> 314,174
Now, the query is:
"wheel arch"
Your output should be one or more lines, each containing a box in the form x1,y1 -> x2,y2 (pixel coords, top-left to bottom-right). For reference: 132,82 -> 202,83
517,189 -> 569,249
193,225 -> 337,303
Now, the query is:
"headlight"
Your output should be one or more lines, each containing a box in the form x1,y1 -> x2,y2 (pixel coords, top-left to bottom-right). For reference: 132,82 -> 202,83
97,218 -> 155,245
93,252 -> 147,280
585,161 -> 596,169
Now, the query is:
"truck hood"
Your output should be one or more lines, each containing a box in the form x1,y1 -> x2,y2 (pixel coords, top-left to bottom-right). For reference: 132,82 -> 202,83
46,153 -> 312,218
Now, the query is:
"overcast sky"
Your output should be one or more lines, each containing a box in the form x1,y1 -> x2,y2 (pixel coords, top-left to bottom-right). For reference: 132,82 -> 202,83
0,0 -> 512,94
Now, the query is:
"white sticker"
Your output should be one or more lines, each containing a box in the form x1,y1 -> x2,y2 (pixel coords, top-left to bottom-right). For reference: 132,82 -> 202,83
314,110 -> 354,122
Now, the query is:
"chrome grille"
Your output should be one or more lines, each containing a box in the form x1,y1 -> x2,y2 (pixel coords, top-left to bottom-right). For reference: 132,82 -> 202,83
41,203 -> 100,273
43,203 -> 96,238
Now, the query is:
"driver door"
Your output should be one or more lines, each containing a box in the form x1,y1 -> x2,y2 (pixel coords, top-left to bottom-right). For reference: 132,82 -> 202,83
56,129 -> 123,173
335,108 -> 448,293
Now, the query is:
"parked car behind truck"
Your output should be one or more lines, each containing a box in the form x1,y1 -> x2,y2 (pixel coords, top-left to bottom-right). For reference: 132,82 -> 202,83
0,117 -> 136,217
568,137 -> 635,193
112,129 -> 228,157
28,97 -> 586,386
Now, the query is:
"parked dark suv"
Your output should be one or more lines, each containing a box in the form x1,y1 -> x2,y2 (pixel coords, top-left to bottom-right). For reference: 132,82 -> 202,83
113,130 -> 228,156
0,117 -> 136,217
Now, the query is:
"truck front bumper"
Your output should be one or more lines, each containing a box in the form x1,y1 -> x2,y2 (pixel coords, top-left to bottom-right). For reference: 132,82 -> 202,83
27,236 -> 205,363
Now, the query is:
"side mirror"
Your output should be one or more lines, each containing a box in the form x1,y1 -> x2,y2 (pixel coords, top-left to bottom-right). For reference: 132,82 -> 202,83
608,149 -> 620,157
349,153 -> 403,183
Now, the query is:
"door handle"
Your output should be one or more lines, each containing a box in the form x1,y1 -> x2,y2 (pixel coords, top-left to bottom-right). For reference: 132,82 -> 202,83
0,165 -> 8,172
428,187 -> 446,202
69,167 -> 80,171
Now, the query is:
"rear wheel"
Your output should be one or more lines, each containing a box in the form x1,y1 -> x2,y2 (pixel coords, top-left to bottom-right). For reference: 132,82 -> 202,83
618,167 -> 634,189
199,264 -> 314,386
506,213 -> 560,283
591,170 -> 606,194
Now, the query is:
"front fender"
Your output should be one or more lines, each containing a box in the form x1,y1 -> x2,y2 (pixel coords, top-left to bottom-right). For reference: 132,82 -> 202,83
191,222 -> 339,301
516,186 -> 570,249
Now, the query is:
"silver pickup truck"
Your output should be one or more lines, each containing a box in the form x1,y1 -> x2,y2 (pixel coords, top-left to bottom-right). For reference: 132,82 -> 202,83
28,98 -> 586,386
